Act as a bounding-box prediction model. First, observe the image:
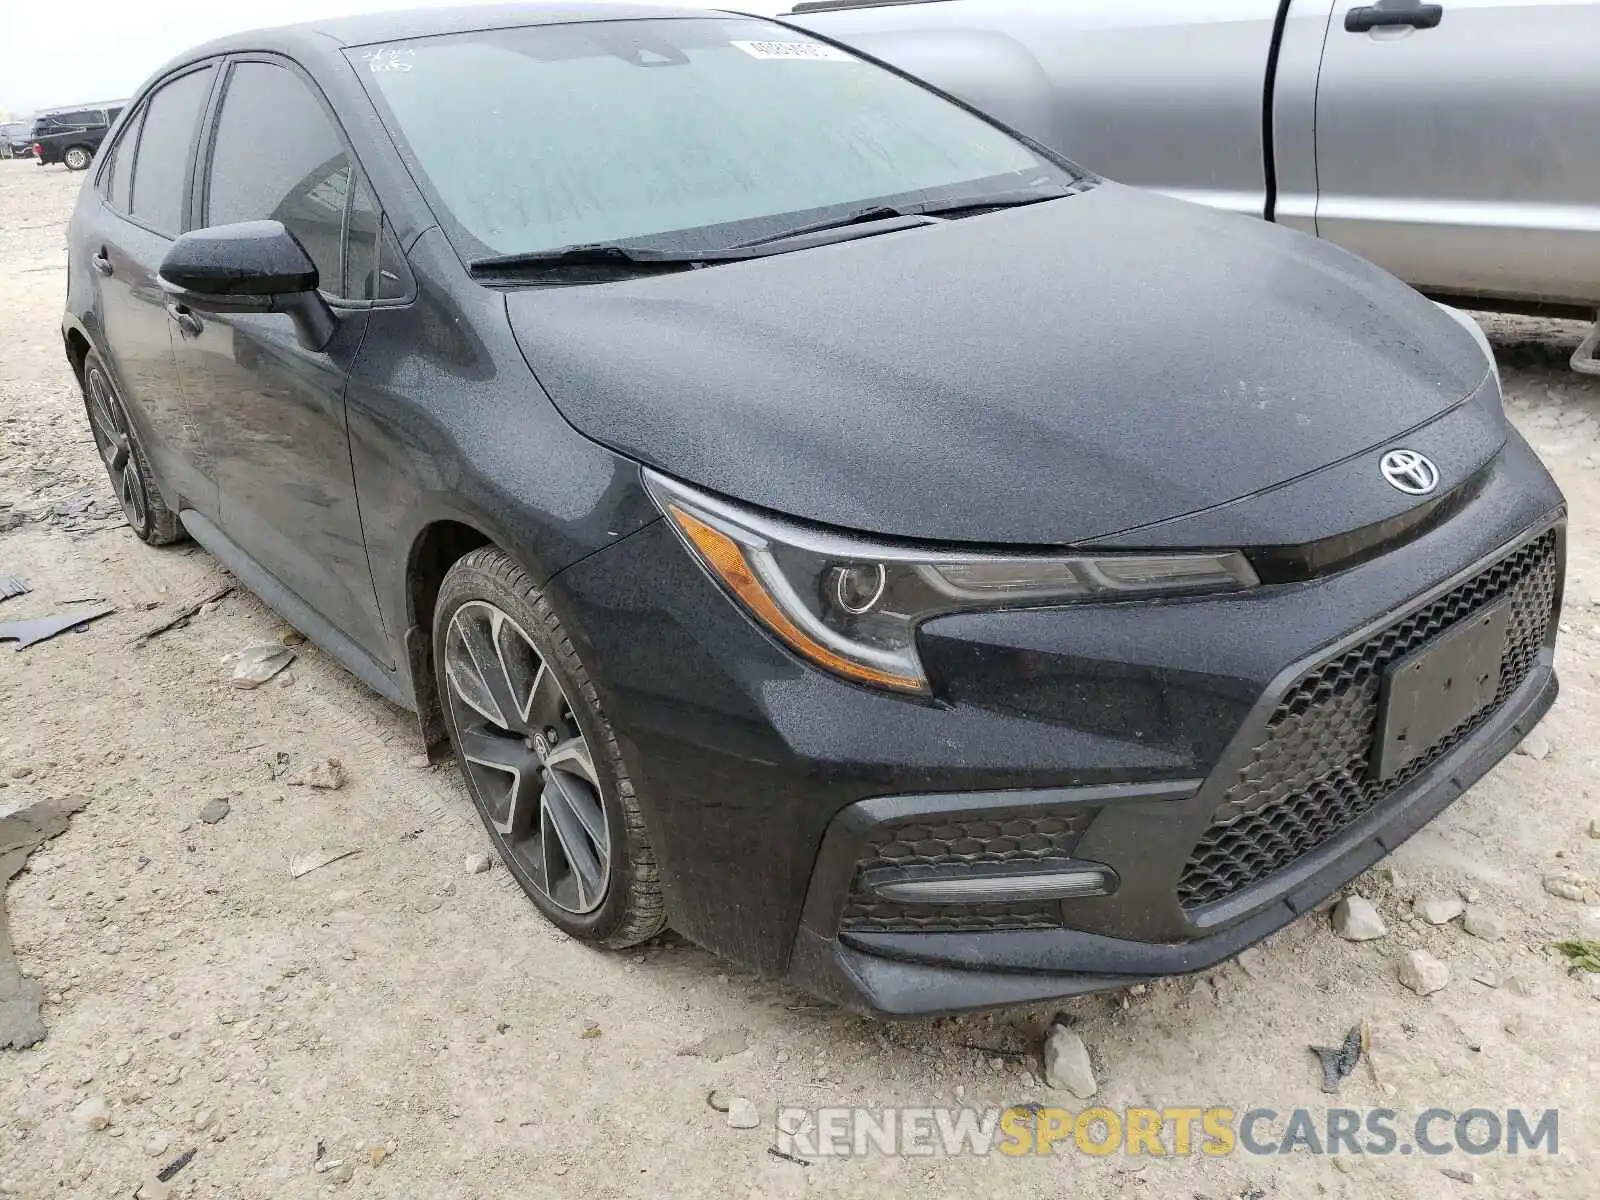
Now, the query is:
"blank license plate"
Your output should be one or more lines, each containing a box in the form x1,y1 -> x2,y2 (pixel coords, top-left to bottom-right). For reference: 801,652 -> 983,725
1371,598 -> 1511,781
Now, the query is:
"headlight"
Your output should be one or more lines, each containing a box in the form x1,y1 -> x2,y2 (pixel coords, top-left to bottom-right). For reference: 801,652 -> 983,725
646,472 -> 1258,695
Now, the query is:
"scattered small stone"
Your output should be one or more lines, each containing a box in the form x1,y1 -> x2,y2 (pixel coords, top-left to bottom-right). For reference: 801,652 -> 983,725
1462,907 -> 1507,941
1543,874 -> 1599,904
1043,1024 -> 1097,1099
1589,818 -> 1600,840
279,630 -> 306,647
580,1021 -> 601,1039
1515,730 -> 1551,760
406,754 -> 432,770
192,1107 -> 216,1131
326,1161 -> 354,1185
1331,896 -> 1387,941
1235,947 -> 1268,980
465,852 -> 492,875
7,766 -> 32,780
228,642 -> 296,689
71,1096 -> 110,1132
366,1146 -> 388,1168
1504,974 -> 1539,998
1471,968 -> 1501,988
1441,1167 -> 1480,1185
1580,909 -> 1600,941
303,758 -> 346,791
725,1097 -> 760,1129
197,798 -> 229,825
1415,895 -> 1465,925
677,1027 -> 750,1062
142,1129 -> 171,1158
114,1049 -> 133,1068
1397,949 -> 1449,996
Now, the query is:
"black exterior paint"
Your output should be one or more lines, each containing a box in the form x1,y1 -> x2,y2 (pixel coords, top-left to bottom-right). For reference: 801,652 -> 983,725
61,3 -> 1566,1014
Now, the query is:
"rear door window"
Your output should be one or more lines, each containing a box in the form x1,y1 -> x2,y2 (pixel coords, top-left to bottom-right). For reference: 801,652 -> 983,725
129,67 -> 215,236
106,106 -> 145,212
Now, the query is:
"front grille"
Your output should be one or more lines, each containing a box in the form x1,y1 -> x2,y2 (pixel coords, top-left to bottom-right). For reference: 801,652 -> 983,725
839,809 -> 1099,933
1179,529 -> 1559,911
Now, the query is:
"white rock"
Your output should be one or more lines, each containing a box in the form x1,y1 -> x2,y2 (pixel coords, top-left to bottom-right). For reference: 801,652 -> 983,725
1462,906 -> 1507,941
326,1161 -> 355,1184
1043,1025 -> 1097,1099
1515,730 -> 1551,760
725,1097 -> 760,1129
406,755 -> 432,770
1504,974 -> 1540,998
1397,949 -> 1450,996
1578,909 -> 1600,941
1588,818 -> 1600,840
465,852 -> 492,875
71,1096 -> 110,1132
1543,874 -> 1598,904
142,1129 -> 171,1158
193,1106 -> 216,1131
1331,896 -> 1387,941
1236,946 -> 1268,980
1415,895 -> 1465,925
113,1049 -> 133,1068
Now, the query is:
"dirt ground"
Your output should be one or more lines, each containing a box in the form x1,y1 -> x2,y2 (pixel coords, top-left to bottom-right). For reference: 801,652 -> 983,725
1,159 -> 1598,1200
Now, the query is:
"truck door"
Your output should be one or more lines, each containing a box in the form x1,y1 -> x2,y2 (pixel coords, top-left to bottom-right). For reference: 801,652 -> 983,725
1313,0 -> 1600,308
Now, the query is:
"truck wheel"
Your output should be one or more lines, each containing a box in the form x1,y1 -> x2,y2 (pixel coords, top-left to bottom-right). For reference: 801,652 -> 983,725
62,145 -> 92,171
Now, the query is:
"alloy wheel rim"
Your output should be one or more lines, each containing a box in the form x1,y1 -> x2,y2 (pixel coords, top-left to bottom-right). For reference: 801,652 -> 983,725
66,148 -> 89,169
86,368 -> 148,534
442,600 -> 611,914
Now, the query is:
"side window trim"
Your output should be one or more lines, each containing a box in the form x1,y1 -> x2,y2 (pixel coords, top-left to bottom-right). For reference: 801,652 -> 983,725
99,103 -> 145,212
197,52 -> 393,308
106,60 -> 221,241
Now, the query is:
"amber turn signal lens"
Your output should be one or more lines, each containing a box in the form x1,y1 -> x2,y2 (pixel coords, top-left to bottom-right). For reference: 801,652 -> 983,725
668,505 -> 927,693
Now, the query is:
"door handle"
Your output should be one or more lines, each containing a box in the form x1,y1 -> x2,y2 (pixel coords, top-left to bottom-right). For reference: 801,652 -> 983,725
91,249 -> 113,277
166,302 -> 203,338
1346,3 -> 1444,32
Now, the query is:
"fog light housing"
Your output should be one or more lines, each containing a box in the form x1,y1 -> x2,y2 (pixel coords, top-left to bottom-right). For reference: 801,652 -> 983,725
864,861 -> 1117,905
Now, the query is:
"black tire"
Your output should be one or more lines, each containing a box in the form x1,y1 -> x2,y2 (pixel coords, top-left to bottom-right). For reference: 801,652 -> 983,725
434,546 -> 665,948
62,145 -> 92,171
81,351 -> 184,546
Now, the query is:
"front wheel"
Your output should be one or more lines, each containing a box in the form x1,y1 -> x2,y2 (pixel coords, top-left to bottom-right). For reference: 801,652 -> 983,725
62,145 -> 92,171
434,547 -> 666,948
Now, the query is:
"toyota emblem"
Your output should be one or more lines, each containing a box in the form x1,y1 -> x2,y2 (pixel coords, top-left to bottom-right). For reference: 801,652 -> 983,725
1380,449 -> 1439,496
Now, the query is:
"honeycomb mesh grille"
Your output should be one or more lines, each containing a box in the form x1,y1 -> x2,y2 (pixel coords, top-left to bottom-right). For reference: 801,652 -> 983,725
1178,530 -> 1559,910
839,810 -> 1099,933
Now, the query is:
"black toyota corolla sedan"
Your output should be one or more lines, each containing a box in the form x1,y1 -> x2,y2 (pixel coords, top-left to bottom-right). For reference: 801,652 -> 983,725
63,4 -> 1564,1014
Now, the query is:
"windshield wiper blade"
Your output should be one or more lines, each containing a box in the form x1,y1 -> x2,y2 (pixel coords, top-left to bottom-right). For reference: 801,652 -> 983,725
468,243 -> 756,276
729,206 -> 935,249
915,185 -> 1084,217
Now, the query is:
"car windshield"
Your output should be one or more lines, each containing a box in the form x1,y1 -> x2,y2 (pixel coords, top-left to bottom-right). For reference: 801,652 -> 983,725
351,17 -> 1083,262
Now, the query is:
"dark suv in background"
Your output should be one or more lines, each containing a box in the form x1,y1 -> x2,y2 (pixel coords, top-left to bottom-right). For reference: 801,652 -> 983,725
30,104 -> 124,170
1,122 -> 33,160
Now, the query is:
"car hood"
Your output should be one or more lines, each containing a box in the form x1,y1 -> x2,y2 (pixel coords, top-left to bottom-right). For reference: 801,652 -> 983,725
505,184 -> 1490,546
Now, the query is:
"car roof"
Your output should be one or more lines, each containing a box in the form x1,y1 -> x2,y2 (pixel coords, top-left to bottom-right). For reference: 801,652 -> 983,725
174,3 -> 732,62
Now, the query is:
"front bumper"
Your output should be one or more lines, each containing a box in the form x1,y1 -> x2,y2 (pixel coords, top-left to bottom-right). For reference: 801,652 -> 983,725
552,434 -> 1564,1014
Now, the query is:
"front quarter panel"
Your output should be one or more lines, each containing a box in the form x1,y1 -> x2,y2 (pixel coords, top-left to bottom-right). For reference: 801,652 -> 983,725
344,229 -> 661,656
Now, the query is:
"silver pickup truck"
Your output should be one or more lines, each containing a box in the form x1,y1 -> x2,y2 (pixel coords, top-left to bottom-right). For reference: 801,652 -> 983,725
790,0 -> 1600,369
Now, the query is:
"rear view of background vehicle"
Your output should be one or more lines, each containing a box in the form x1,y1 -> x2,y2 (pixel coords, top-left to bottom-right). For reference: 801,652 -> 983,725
791,0 -> 1600,372
29,102 -> 125,169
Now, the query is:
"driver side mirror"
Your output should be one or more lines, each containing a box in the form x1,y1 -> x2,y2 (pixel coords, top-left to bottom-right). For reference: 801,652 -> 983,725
159,220 -> 338,352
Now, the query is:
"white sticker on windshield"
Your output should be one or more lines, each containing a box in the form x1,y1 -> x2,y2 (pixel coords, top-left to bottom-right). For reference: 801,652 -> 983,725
731,40 -> 853,62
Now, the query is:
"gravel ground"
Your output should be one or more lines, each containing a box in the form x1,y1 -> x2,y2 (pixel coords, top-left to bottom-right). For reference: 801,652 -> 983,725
2,160 -> 1599,1199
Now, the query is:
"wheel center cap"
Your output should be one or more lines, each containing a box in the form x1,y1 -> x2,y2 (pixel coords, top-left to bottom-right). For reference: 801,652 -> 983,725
530,732 -> 552,763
